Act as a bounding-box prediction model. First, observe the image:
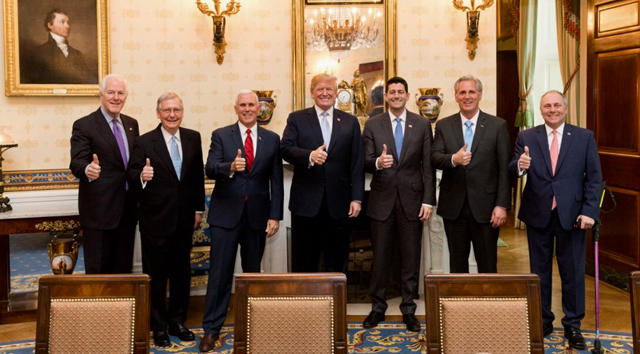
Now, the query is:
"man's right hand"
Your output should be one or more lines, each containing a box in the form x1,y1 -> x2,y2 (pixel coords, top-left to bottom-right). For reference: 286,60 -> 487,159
142,158 -> 154,182
231,149 -> 246,172
452,143 -> 472,166
377,144 -> 393,169
310,143 -> 328,165
86,154 -> 101,180
518,146 -> 531,170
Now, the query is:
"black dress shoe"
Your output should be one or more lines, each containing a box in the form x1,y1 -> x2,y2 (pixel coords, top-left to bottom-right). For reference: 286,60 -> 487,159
543,323 -> 553,336
564,327 -> 586,350
363,311 -> 385,329
169,322 -> 195,341
403,314 -> 421,332
199,333 -> 220,353
153,330 -> 172,348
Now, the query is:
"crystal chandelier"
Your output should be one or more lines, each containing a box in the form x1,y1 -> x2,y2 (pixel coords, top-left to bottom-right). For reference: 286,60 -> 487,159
306,7 -> 382,62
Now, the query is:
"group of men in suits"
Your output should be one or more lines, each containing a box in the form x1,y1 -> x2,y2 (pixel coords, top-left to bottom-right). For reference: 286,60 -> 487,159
70,73 -> 601,351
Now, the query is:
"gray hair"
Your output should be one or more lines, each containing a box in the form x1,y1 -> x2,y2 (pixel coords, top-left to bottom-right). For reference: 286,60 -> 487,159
540,90 -> 568,107
99,74 -> 128,95
235,89 -> 259,106
156,92 -> 183,110
454,75 -> 483,94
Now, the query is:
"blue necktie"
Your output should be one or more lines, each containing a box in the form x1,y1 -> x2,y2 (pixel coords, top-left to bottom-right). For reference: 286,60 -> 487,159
394,117 -> 403,158
464,120 -> 473,152
170,136 -> 182,180
320,112 -> 331,149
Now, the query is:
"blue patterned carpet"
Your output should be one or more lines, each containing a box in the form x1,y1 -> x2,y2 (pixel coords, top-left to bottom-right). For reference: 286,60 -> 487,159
10,233 -> 85,294
0,323 -> 633,353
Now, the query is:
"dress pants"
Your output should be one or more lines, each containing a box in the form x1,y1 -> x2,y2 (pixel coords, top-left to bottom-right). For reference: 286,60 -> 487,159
443,197 -> 499,273
369,194 -> 422,315
141,224 -> 193,331
527,209 -> 586,329
202,204 -> 266,335
291,195 -> 350,273
82,193 -> 137,274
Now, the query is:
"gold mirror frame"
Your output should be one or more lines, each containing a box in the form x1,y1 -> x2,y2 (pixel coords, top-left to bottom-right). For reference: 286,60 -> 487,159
292,0 -> 397,111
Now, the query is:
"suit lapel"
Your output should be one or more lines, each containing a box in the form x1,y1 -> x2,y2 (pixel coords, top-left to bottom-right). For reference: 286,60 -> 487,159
179,128 -> 192,181
306,108 -> 325,148
328,110 -> 342,154
399,112 -> 416,164
535,125 -> 554,176
381,112 -> 399,160
470,112 -> 486,155
94,109 -> 125,168
249,126 -> 266,176
122,115 -> 137,155
151,125 -> 178,180
555,124 -> 573,173
452,114 -> 465,149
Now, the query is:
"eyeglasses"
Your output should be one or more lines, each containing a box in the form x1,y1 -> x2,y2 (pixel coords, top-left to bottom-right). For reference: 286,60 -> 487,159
160,108 -> 183,114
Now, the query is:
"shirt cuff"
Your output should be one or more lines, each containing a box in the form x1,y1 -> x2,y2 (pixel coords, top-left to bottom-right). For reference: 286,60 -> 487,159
140,175 -> 147,189
375,157 -> 382,170
422,204 -> 433,208
85,164 -> 94,182
450,155 -> 456,167
308,152 -> 315,168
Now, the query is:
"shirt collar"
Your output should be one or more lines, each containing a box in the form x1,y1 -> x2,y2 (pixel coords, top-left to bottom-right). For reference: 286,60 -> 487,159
100,106 -> 120,123
545,122 -> 565,136
238,121 -> 257,134
460,110 -> 480,126
314,105 -> 334,118
50,32 -> 67,45
160,125 -> 180,143
389,109 -> 407,122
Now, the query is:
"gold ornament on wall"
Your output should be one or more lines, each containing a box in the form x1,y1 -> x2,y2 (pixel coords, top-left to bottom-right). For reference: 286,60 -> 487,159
452,0 -> 494,60
195,0 -> 242,65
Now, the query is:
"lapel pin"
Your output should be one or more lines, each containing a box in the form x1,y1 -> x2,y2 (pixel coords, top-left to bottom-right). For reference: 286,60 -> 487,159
129,127 -> 132,131
337,118 -> 341,122
567,132 -> 571,136
480,125 -> 485,128
408,125 -> 413,128
258,136 -> 262,140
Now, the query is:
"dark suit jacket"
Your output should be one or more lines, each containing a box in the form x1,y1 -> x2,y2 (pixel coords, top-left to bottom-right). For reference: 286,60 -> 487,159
128,125 -> 205,236
206,123 -> 284,230
431,111 -> 511,223
23,35 -> 96,84
70,108 -> 139,229
280,107 -> 365,219
509,124 -> 602,230
363,110 -> 436,221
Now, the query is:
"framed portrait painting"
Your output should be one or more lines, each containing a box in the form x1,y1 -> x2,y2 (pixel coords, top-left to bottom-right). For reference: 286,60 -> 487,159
2,0 -> 109,96
497,0 -> 515,41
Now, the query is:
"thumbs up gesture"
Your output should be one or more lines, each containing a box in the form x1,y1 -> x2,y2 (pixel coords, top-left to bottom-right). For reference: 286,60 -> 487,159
377,144 -> 393,169
452,143 -> 472,166
518,146 -> 531,170
142,158 -> 154,182
231,149 -> 246,172
311,142 -> 328,165
86,153 -> 101,180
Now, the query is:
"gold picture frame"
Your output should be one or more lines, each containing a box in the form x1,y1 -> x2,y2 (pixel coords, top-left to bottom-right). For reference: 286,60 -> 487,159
2,0 -> 110,96
292,0 -> 396,111
497,0 -> 515,41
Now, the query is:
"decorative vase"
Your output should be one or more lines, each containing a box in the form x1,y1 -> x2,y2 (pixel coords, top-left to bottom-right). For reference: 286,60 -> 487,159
47,234 -> 79,275
253,90 -> 278,125
415,88 -> 444,123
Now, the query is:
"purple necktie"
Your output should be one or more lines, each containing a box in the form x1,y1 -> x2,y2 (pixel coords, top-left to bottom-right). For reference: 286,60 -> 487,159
112,118 -> 129,189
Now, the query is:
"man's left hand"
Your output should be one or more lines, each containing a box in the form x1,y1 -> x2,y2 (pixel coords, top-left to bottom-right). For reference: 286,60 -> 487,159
265,219 -> 280,237
418,205 -> 433,222
348,201 -> 361,218
490,207 -> 507,228
576,215 -> 595,229
194,213 -> 202,229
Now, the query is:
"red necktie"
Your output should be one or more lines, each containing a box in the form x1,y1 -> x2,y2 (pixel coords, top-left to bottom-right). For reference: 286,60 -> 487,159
245,129 -> 254,172
550,130 -> 558,210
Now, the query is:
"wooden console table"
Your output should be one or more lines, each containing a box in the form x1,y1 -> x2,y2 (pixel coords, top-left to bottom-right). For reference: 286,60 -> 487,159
0,199 -> 79,324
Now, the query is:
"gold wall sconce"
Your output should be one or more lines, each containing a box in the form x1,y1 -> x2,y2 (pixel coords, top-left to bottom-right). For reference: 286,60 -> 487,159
196,0 -> 242,65
452,0 -> 494,60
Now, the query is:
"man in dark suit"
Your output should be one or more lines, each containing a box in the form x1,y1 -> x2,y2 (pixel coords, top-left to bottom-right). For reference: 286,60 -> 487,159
200,90 -> 283,352
368,85 -> 385,118
510,90 -> 601,349
362,77 -> 436,332
281,73 -> 365,273
431,75 -> 511,273
70,74 -> 139,274
128,92 -> 205,348
23,8 -> 95,84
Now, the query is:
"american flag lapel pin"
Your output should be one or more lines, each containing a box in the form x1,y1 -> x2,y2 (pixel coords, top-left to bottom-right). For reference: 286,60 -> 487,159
129,127 -> 133,131
567,132 -> 571,136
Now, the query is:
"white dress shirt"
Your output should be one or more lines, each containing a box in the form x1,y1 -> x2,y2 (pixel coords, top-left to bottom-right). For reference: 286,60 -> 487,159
50,32 -> 69,57
230,121 -> 257,178
142,126 -> 182,188
451,110 -> 480,167
309,105 -> 334,166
